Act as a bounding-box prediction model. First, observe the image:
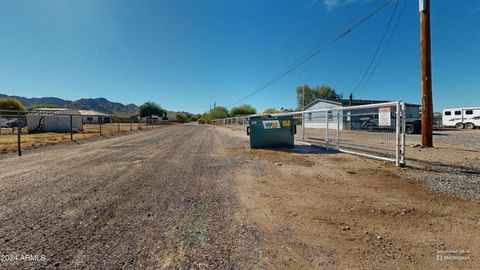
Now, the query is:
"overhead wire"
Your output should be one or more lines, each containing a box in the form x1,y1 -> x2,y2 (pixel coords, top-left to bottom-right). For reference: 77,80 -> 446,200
351,0 -> 400,95
228,0 -> 394,108
356,0 -> 407,98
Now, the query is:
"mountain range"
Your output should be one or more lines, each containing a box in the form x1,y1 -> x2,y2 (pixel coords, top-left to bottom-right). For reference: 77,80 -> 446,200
0,94 -> 139,115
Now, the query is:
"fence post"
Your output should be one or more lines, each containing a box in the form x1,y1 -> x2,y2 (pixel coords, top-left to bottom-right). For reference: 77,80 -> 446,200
395,102 -> 401,167
325,110 -> 329,151
70,115 -> 73,141
99,118 -> 102,136
17,111 -> 22,156
118,122 -> 120,132
301,112 -> 305,142
130,119 -> 133,131
336,110 -> 340,149
400,102 -> 406,166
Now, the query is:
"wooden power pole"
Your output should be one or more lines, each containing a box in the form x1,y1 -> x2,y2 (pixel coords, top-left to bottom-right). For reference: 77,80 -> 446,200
420,0 -> 433,147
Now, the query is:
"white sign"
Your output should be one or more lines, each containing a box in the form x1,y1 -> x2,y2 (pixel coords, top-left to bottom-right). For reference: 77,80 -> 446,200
419,0 -> 426,12
262,120 -> 281,129
378,107 -> 391,126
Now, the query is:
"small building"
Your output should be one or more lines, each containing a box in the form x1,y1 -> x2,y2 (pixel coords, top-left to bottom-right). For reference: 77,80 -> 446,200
303,98 -> 421,133
138,114 -> 163,124
163,111 -> 178,121
27,108 -> 83,133
78,110 -> 112,124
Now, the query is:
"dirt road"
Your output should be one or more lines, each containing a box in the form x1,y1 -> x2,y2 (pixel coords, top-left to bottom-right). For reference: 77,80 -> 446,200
0,125 -> 258,269
0,125 -> 478,269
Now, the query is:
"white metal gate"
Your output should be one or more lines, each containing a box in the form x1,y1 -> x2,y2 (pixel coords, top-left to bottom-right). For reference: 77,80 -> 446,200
213,101 -> 406,166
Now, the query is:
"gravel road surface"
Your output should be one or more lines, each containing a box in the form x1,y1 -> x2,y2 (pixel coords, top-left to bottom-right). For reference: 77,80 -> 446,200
0,125 -> 257,269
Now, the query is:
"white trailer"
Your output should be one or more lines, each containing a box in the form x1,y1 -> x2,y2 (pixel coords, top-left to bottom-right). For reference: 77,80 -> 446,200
442,107 -> 480,129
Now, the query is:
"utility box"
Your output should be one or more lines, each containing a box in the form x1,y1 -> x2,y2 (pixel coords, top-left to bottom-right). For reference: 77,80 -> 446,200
247,115 -> 296,149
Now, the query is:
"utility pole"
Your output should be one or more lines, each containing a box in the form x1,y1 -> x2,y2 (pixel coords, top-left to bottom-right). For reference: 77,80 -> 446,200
419,0 -> 433,147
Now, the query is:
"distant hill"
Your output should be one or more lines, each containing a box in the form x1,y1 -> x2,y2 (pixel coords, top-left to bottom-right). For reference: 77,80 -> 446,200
0,94 -> 139,115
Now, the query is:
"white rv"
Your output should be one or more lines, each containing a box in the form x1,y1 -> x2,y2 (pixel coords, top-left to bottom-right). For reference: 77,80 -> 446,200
442,107 -> 480,129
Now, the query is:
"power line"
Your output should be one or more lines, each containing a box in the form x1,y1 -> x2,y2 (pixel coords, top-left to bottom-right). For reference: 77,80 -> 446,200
356,0 -> 407,98
228,0 -> 394,108
351,0 -> 400,95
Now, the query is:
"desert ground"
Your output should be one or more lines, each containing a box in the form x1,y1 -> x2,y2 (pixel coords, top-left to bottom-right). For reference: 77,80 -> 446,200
0,124 -> 478,269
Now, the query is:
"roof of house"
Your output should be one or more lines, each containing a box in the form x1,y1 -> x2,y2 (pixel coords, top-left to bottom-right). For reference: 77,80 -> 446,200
27,108 -> 80,115
304,98 -> 420,110
78,110 -> 110,117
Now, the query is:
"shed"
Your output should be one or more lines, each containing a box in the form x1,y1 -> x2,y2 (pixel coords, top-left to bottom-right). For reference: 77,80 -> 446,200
27,108 -> 83,133
78,110 -> 112,124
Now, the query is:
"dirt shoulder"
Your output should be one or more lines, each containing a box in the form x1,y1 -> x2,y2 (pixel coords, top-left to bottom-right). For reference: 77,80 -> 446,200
215,126 -> 480,269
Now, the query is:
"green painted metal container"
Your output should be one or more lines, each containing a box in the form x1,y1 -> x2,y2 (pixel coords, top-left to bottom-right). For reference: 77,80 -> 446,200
247,115 -> 295,149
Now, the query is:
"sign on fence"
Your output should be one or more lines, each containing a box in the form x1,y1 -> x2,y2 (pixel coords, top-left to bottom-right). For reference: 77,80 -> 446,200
378,107 -> 391,126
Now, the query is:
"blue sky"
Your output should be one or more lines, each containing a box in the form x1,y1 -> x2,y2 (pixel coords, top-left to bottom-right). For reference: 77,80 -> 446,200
0,0 -> 479,113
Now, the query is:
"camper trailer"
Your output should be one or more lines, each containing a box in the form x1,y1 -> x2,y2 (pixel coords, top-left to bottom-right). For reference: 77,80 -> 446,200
442,107 -> 480,129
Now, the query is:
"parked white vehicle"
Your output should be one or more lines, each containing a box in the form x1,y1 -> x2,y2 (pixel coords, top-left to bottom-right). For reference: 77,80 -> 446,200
442,107 -> 480,129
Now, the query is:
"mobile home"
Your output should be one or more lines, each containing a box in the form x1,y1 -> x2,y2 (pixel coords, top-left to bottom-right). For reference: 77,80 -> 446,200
303,99 -> 422,134
442,107 -> 480,129
79,110 -> 112,124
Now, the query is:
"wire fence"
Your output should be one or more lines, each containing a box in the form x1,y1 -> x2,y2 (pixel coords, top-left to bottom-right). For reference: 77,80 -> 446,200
0,110 -> 171,156
213,101 -> 406,166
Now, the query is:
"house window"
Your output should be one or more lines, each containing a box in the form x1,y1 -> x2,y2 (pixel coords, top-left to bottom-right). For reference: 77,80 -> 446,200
444,111 -> 451,116
465,110 -> 473,115
455,111 -> 461,115
308,113 -> 312,120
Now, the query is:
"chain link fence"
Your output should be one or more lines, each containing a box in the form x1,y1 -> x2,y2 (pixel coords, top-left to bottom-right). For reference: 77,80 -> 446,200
213,101 -> 406,166
0,110 -> 170,156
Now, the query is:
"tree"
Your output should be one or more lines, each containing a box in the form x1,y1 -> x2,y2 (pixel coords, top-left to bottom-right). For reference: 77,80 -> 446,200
296,84 -> 342,110
200,106 -> 229,124
176,113 -> 188,123
263,108 -> 282,114
209,106 -> 229,119
230,104 -> 256,116
28,104 -> 58,111
0,98 -> 25,113
138,102 -> 166,118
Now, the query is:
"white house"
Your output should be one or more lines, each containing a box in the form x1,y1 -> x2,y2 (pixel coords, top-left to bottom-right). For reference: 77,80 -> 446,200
27,108 -> 83,133
138,114 -> 163,124
303,99 -> 421,133
78,110 -> 112,124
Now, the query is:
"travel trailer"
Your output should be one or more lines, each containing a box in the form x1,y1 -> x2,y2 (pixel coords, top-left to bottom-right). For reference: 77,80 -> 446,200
442,107 -> 480,129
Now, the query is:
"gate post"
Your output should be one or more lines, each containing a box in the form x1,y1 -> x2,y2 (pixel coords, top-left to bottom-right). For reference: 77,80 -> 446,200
395,102 -> 401,166
325,110 -> 329,151
70,115 -> 73,141
400,102 -> 406,166
336,110 -> 340,149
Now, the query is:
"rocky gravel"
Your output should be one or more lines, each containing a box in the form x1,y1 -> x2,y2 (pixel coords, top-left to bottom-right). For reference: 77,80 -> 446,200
400,164 -> 480,202
407,129 -> 480,151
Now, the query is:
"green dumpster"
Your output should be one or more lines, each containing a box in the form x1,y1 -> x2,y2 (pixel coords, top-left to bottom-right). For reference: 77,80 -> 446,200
247,115 -> 296,149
